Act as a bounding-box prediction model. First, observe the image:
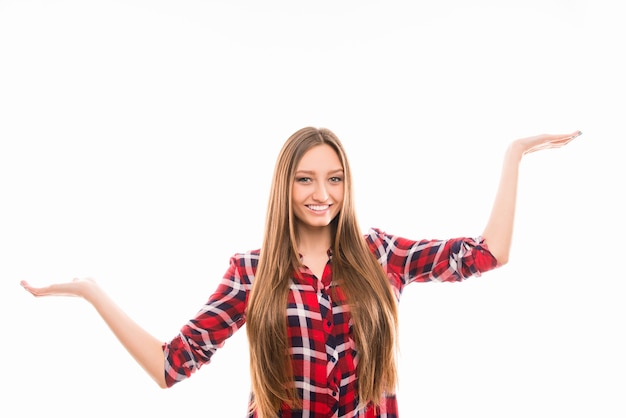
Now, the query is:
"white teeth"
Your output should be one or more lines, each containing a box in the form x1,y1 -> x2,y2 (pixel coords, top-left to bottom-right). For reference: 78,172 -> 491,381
308,205 -> 329,211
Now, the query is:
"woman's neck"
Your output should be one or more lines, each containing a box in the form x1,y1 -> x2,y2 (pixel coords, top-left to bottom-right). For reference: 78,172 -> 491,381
296,225 -> 333,256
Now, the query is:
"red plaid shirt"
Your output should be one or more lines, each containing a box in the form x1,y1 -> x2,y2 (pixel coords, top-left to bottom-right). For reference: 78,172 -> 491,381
163,228 -> 498,417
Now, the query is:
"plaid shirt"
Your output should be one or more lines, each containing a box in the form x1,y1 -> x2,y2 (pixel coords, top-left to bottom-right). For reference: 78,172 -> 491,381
163,228 -> 498,417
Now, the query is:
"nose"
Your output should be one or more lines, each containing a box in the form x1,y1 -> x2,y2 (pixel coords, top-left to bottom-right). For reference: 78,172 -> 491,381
312,182 -> 328,202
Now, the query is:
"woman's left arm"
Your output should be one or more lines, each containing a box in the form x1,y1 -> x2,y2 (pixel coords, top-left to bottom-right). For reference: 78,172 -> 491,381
481,131 -> 582,265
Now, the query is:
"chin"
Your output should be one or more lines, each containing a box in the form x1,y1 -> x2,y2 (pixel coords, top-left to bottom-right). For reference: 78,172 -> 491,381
296,217 -> 333,229
308,220 -> 334,228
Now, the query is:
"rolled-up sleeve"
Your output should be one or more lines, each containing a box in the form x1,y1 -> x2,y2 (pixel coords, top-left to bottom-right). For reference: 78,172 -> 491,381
366,228 -> 499,292
162,251 -> 255,387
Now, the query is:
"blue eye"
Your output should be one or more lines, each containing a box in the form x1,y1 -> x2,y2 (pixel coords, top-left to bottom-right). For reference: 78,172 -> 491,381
330,177 -> 343,183
296,177 -> 312,183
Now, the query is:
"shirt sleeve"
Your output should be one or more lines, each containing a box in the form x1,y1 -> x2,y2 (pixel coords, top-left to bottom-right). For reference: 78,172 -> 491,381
366,227 -> 499,293
162,251 -> 255,387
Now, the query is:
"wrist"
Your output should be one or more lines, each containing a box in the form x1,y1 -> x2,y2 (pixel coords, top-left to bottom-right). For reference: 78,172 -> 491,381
80,278 -> 102,303
506,140 -> 525,162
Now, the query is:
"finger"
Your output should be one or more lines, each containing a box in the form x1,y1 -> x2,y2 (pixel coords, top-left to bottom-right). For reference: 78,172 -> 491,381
558,131 -> 581,143
550,131 -> 581,146
21,280 -> 71,297
20,280 -> 37,292
545,131 -> 581,145
20,281 -> 45,296
525,141 -> 561,153
523,136 -> 576,154
549,134 -> 579,148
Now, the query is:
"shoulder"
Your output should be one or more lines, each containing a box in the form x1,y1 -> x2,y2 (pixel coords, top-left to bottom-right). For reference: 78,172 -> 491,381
225,249 -> 260,284
363,227 -> 395,256
228,249 -> 260,266
364,227 -> 393,245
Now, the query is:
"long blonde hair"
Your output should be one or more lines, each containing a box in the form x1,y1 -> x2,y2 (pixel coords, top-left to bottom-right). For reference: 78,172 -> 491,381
246,127 -> 399,417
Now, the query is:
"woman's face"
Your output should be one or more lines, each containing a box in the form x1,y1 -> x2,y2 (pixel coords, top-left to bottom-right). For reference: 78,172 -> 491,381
291,144 -> 344,230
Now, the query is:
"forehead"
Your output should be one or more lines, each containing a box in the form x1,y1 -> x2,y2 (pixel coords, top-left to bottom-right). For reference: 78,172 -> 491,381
296,144 -> 342,171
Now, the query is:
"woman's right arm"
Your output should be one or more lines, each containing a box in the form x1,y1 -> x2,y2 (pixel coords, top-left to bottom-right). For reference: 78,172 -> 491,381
20,278 -> 167,388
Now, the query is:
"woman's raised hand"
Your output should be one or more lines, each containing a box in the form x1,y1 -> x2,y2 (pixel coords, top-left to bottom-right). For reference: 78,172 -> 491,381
480,129 -> 582,265
20,277 -> 98,300
20,276 -> 167,386
514,130 -> 582,155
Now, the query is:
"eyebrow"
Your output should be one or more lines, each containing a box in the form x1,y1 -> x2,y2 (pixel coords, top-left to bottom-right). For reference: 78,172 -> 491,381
294,169 -> 344,175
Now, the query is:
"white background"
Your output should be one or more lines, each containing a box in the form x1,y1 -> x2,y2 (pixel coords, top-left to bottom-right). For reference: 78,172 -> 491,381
1,1 -> 624,417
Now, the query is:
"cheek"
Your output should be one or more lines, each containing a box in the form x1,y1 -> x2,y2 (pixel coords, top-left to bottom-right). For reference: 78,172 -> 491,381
332,186 -> 345,203
291,185 -> 304,203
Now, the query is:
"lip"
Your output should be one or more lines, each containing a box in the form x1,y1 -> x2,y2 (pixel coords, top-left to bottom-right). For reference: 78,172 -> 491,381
306,204 -> 331,213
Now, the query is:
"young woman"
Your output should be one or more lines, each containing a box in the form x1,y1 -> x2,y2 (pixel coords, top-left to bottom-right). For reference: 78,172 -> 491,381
20,126 -> 581,417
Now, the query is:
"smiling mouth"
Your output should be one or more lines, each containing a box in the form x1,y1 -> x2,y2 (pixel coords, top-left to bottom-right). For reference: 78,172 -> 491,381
307,204 -> 330,212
